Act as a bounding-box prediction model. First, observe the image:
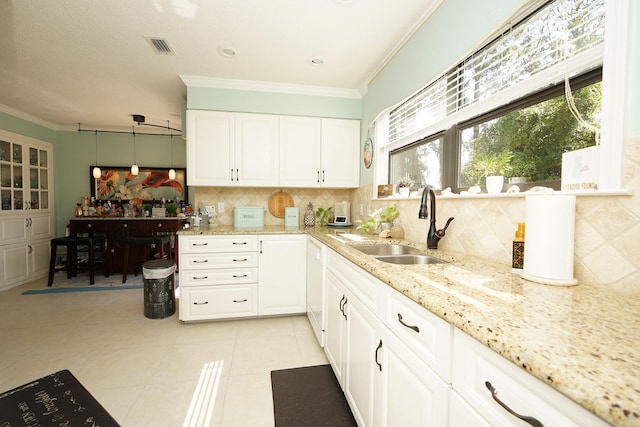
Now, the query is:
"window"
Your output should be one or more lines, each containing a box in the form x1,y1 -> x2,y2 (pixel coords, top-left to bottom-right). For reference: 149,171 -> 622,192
382,0 -> 606,193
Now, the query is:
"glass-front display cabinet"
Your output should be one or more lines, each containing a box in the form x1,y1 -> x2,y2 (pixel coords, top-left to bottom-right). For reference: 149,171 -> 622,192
0,138 -> 51,212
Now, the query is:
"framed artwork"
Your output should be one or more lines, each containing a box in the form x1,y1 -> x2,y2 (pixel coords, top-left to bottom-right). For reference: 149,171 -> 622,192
363,137 -> 373,169
90,166 -> 187,202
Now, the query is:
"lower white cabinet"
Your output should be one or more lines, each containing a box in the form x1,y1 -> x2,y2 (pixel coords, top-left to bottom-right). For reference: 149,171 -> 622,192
0,213 -> 52,290
178,233 -> 307,321
325,248 -> 450,427
452,328 -> 610,427
258,234 -> 306,315
375,326 -> 450,427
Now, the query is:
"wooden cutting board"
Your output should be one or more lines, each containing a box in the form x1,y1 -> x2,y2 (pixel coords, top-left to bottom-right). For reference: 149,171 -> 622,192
268,191 -> 294,218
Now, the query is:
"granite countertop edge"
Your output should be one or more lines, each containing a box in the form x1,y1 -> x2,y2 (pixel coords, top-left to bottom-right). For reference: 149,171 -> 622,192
178,225 -> 639,426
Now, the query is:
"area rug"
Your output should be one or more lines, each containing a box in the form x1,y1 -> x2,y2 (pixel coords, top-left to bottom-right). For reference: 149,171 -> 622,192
271,364 -> 357,427
0,369 -> 121,426
22,272 -> 144,295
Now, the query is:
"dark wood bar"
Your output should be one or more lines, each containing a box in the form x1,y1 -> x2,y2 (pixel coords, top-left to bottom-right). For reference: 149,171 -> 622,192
69,217 -> 185,274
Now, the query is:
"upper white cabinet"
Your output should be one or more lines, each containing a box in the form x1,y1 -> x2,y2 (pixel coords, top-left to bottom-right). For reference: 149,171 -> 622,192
280,116 -> 360,188
187,110 -> 360,188
186,110 -> 279,186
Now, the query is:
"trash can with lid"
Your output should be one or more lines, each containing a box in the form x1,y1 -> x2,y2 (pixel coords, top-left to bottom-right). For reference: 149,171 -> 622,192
142,259 -> 176,319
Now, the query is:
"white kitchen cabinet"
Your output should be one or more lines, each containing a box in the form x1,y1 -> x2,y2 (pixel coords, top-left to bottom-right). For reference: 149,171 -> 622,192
258,234 -> 306,315
186,110 -> 279,187
375,326 -> 450,427
451,328 -> 610,427
179,234 -> 259,321
325,269 -> 347,384
279,116 -> 360,188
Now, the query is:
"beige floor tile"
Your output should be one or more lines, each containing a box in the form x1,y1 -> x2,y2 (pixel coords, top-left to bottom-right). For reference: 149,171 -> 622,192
220,372 -> 275,427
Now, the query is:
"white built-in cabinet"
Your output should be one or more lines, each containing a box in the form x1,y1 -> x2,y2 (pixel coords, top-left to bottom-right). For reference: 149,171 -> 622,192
186,110 -> 360,188
178,233 -> 307,322
258,234 -> 306,315
280,116 -> 360,188
186,110 -> 279,186
0,130 -> 54,291
321,242 -> 610,427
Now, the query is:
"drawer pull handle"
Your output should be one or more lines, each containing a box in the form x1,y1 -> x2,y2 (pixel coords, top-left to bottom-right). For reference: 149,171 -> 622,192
233,299 -> 248,303
233,258 -> 248,262
375,339 -> 383,372
193,260 -> 209,263
232,242 -> 247,245
193,301 -> 209,305
193,276 -> 209,280
192,242 -> 208,246
397,313 -> 420,333
233,274 -> 248,278
485,382 -> 544,427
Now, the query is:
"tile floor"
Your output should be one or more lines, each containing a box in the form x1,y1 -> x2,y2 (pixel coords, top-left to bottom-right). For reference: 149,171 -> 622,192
0,277 -> 328,426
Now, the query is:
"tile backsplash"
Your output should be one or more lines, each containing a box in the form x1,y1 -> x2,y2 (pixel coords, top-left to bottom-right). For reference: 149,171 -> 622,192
194,135 -> 640,290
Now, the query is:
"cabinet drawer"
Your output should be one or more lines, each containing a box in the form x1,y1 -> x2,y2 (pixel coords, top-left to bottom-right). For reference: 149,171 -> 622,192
180,267 -> 258,286
181,252 -> 258,270
180,284 -> 257,321
381,286 -> 452,382
452,329 -> 610,427
180,235 -> 258,253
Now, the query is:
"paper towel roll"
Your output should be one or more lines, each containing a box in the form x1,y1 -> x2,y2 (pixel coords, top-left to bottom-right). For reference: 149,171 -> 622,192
520,195 -> 578,286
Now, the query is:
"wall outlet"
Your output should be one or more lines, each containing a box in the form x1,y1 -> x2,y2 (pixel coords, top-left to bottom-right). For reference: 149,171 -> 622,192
218,202 -> 224,213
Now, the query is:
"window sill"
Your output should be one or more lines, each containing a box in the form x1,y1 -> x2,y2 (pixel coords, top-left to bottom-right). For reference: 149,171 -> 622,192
373,189 -> 632,201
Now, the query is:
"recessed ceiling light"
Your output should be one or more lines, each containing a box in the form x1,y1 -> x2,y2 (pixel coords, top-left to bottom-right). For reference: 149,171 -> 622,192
310,57 -> 325,66
217,46 -> 238,58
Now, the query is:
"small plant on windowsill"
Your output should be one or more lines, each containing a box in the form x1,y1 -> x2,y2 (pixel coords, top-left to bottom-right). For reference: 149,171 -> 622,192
397,178 -> 412,197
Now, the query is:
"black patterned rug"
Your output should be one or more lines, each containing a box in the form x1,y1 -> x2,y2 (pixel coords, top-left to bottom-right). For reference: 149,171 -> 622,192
271,364 -> 357,427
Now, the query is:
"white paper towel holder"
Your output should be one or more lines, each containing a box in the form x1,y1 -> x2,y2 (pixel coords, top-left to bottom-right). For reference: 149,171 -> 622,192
519,271 -> 578,286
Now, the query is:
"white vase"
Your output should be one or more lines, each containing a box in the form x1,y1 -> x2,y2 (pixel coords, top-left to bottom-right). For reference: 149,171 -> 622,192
485,175 -> 504,194
398,187 -> 410,197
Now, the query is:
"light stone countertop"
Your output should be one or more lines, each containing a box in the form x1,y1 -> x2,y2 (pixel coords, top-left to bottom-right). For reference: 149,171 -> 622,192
178,224 -> 639,426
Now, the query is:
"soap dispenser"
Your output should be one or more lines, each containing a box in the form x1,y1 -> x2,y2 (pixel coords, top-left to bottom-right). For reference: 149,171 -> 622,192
512,222 -> 525,273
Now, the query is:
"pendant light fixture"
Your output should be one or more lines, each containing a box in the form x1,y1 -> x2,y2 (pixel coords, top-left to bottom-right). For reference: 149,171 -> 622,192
130,127 -> 139,176
92,130 -> 101,179
168,131 -> 176,180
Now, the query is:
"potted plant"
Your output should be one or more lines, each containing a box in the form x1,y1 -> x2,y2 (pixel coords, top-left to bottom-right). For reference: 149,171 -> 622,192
315,206 -> 333,226
379,203 -> 400,230
397,179 -> 412,197
473,152 -> 512,194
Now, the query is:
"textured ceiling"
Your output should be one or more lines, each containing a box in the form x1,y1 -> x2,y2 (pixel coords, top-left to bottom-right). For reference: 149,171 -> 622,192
0,0 -> 440,133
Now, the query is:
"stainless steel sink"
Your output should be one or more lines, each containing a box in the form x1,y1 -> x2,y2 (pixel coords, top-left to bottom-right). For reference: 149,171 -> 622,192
374,254 -> 450,265
350,244 -> 422,256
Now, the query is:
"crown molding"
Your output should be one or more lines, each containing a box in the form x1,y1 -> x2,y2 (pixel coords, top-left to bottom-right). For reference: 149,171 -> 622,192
0,104 -> 61,130
180,75 -> 362,99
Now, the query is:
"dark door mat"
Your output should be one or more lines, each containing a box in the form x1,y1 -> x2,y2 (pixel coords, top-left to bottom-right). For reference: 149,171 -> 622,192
271,364 -> 357,427
0,369 -> 120,426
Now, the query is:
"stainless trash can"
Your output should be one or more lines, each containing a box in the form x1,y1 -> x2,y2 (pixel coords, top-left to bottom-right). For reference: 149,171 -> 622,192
142,259 -> 176,319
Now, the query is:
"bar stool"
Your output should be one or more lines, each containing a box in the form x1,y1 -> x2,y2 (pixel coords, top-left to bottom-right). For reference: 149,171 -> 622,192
48,235 -> 109,286
122,234 -> 172,283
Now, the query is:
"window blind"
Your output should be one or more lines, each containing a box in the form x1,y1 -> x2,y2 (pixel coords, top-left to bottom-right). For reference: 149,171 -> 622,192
388,0 -> 605,146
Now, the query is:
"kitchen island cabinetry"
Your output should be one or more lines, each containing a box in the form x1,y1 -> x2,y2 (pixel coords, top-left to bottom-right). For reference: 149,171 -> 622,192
178,233 -> 307,321
280,116 -> 359,188
186,110 -> 279,187
258,234 -> 306,315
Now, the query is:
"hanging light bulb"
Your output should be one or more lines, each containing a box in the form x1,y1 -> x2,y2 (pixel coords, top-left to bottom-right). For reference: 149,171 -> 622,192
130,127 -> 139,176
168,132 -> 176,179
92,130 -> 101,179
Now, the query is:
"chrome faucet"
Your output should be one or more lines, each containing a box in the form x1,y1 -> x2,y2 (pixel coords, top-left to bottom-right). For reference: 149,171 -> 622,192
418,185 -> 454,249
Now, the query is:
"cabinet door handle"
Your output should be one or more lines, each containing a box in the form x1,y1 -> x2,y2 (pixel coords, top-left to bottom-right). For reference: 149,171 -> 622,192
341,297 -> 348,320
397,313 -> 420,333
233,299 -> 248,303
322,170 -> 325,182
230,169 -> 234,181
485,382 -> 544,427
375,339 -> 383,372
236,169 -> 239,181
233,274 -> 248,278
193,301 -> 209,305
317,171 -> 320,183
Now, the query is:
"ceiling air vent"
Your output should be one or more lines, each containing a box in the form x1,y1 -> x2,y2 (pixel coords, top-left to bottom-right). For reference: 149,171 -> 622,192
145,37 -> 175,55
